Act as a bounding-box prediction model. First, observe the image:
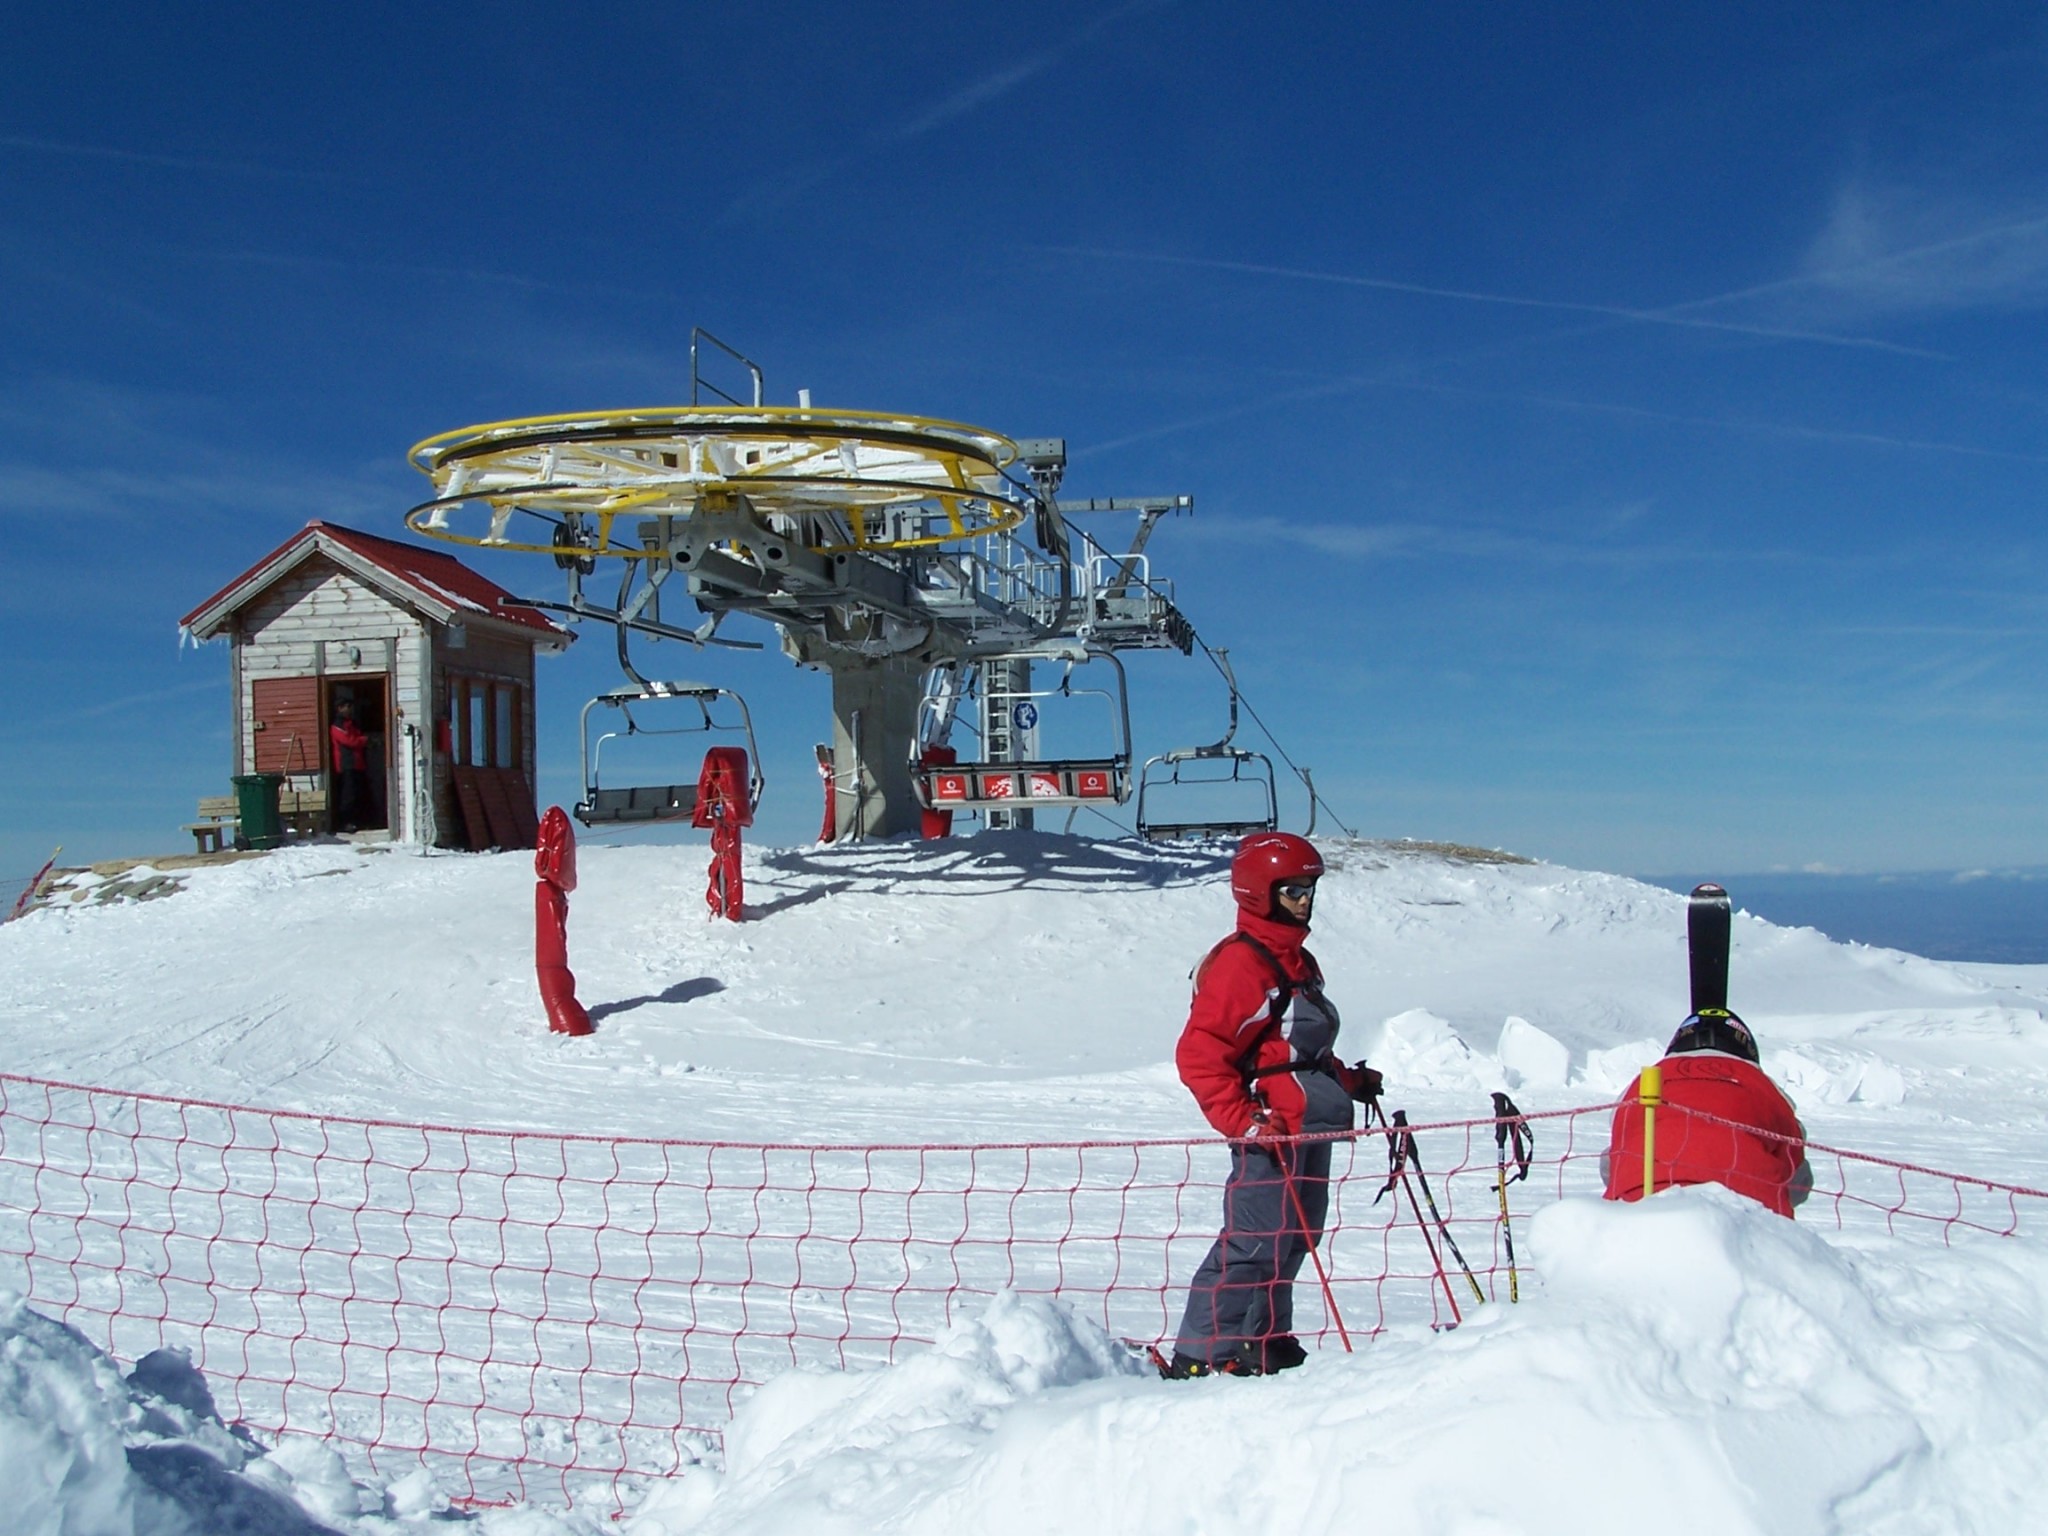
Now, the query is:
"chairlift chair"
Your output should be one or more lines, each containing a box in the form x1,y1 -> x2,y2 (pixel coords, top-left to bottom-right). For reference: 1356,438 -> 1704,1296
575,681 -> 764,827
1135,746 -> 1278,840
1133,648 -> 1279,841
912,650 -> 1134,814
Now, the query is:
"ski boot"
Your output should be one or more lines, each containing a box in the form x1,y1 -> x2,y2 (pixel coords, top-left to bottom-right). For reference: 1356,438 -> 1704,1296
1259,1334 -> 1308,1373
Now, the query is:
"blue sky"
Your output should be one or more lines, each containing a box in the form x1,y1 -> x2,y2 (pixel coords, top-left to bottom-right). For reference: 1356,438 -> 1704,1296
4,2 -> 2047,884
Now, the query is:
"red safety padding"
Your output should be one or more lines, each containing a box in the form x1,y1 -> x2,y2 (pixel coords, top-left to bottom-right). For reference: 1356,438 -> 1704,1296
534,805 -> 578,892
692,747 -> 755,829
815,744 -> 837,844
920,745 -> 956,840
706,818 -> 744,921
534,882 -> 591,1035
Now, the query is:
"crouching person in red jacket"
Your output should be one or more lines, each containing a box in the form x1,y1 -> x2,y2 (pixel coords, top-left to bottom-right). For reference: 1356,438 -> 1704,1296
1165,833 -> 1382,1378
1604,1011 -> 1812,1217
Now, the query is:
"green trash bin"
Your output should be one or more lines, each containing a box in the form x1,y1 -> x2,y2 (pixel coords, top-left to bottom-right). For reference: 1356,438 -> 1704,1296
231,772 -> 285,851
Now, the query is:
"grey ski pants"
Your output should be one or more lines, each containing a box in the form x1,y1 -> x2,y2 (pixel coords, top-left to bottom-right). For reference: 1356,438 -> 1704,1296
1173,1139 -> 1332,1364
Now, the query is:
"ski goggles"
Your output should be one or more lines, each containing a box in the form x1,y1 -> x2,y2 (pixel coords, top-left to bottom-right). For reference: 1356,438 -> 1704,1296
1276,881 -> 1318,901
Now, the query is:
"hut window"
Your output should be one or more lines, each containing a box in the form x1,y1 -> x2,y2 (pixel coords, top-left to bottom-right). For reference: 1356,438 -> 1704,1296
447,674 -> 526,769
446,682 -> 467,765
493,683 -> 516,767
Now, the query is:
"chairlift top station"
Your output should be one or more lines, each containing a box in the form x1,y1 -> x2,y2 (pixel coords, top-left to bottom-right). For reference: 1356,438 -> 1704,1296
404,330 -> 1290,843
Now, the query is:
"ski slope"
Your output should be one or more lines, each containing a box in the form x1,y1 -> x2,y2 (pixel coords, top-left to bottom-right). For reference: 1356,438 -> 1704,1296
3,834 -> 2047,1533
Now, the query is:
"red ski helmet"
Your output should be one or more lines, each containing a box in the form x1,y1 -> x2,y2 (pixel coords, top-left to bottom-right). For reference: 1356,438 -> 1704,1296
1230,832 -> 1324,919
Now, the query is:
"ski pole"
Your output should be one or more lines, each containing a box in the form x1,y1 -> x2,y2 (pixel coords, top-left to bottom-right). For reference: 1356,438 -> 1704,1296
1490,1091 -> 1533,1303
1371,1101 -> 1462,1324
1391,1110 -> 1486,1307
1276,1143 -> 1352,1353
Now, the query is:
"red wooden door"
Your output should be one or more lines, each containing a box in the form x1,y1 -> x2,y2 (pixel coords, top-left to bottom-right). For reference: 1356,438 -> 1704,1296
251,677 -> 321,774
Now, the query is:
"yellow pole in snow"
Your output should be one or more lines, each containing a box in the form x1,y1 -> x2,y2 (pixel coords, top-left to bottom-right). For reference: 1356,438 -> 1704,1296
1639,1064 -> 1663,1201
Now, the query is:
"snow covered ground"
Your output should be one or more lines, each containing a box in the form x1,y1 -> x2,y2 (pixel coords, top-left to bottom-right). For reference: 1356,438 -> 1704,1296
4,833 -> 2047,1532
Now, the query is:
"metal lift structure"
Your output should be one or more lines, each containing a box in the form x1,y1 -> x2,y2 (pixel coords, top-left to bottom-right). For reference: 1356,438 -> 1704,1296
404,331 -> 1198,840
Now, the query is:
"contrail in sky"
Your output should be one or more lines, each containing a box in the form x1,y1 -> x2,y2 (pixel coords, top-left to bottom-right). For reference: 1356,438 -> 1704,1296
721,0 -> 1175,224
0,132 -> 358,184
1034,245 -> 1947,359
1665,209 -> 2048,312
1077,367 -> 2044,463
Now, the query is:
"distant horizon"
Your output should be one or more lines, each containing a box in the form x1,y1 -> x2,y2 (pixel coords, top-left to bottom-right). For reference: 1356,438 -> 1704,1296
1635,864 -> 2048,882
1636,866 -> 2048,965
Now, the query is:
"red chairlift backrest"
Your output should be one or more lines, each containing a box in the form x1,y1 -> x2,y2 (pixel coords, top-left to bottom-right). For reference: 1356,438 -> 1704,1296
692,747 -> 755,828
535,805 -> 578,892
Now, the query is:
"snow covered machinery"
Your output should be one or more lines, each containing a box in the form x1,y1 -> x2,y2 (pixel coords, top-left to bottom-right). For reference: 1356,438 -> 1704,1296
1134,650 -> 1278,841
402,329 -> 1200,842
403,406 -> 1035,577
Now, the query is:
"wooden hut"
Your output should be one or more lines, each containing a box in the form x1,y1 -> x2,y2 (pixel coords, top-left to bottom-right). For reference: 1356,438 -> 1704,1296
180,520 -> 572,849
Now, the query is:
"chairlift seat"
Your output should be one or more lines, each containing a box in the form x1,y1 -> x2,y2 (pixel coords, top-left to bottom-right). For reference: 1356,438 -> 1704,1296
1138,814 -> 1278,842
576,784 -> 701,826
576,680 -> 763,831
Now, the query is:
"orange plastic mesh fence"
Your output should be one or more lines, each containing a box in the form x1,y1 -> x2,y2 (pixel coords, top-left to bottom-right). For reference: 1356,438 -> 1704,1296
1,1073 -> 2041,1511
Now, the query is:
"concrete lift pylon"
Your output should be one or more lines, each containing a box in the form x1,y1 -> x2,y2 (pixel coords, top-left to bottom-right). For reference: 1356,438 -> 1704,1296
404,330 -> 1195,840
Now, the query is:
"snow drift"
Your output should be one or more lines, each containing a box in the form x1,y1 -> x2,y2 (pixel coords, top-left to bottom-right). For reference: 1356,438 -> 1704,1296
630,1189 -> 2048,1536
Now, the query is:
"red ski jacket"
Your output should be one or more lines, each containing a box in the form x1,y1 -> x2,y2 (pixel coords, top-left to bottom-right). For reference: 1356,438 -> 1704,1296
330,719 -> 369,773
1604,1051 -> 1807,1217
1174,910 -> 1368,1138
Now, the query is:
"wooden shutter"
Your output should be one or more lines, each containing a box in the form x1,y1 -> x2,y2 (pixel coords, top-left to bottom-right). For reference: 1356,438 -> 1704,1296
251,677 -> 322,774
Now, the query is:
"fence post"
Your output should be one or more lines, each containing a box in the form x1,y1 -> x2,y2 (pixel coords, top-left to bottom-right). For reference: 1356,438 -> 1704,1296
1639,1063 -> 1662,1201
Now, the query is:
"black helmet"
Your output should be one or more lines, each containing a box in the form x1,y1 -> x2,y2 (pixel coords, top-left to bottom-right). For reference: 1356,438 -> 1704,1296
1667,1009 -> 1759,1064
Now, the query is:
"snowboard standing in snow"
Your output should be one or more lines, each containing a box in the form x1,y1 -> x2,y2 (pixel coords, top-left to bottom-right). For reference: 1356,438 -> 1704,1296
1687,882 -> 1732,1015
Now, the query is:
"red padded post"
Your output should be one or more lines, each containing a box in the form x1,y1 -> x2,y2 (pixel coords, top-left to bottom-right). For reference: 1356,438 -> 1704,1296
533,806 -> 591,1035
693,748 -> 752,921
815,744 -> 837,845
919,745 -> 956,840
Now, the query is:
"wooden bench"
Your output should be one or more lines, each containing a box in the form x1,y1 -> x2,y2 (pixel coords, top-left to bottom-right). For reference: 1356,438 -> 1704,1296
280,788 -> 327,838
185,796 -> 240,854
186,788 -> 330,851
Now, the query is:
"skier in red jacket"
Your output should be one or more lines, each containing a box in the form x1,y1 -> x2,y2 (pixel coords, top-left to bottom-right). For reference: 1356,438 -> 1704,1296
330,700 -> 371,834
1165,833 -> 1382,1378
1604,1012 -> 1811,1217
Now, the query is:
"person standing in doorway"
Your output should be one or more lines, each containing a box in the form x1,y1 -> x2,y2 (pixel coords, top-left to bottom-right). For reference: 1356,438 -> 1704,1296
1165,833 -> 1382,1378
330,699 -> 370,834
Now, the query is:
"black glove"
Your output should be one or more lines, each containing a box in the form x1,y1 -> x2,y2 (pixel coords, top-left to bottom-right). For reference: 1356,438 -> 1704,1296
1348,1062 -> 1384,1104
